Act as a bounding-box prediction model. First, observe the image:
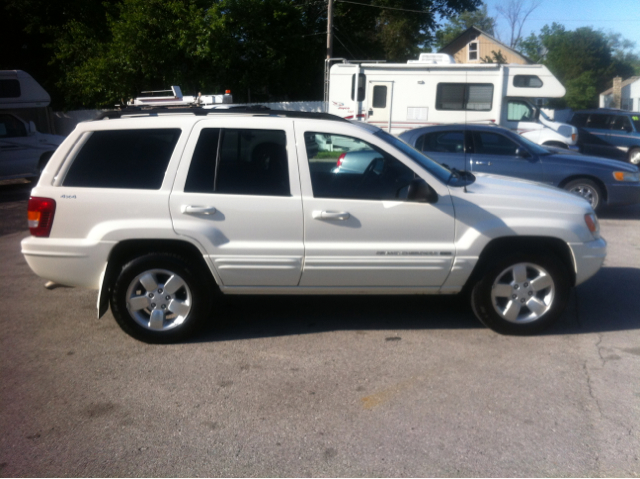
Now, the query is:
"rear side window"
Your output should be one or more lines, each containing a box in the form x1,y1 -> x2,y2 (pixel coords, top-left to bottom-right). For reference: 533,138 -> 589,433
63,129 -> 181,189
570,113 -> 588,128
185,128 -> 290,196
420,131 -> 464,153
436,83 -> 493,111
587,114 -> 610,129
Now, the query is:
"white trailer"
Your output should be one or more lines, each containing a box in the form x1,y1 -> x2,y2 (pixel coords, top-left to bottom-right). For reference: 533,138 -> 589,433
327,54 -> 578,149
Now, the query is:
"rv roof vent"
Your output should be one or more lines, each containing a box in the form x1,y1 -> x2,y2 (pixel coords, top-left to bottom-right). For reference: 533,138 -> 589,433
407,53 -> 455,64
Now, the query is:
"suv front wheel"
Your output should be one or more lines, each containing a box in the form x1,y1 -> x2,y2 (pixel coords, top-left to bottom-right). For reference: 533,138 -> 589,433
110,253 -> 213,343
470,253 -> 571,335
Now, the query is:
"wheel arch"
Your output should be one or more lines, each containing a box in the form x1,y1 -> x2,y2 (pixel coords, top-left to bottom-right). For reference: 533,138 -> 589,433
558,174 -> 608,203
98,239 -> 217,318
462,236 -> 576,294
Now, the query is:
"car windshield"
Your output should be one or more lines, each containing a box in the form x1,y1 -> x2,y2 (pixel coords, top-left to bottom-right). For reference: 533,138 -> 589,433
373,129 -> 454,184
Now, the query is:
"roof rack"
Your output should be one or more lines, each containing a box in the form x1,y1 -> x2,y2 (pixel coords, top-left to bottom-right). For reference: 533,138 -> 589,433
95,106 -> 349,122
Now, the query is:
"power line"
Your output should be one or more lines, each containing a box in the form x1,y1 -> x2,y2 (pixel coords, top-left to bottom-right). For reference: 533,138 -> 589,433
334,34 -> 357,58
335,0 -> 432,14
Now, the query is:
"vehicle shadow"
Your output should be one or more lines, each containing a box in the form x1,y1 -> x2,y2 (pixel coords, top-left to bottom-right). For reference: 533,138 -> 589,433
189,266 -> 640,343
0,179 -> 32,204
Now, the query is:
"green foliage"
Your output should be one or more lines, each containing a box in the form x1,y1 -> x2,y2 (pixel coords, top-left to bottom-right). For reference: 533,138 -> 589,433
519,23 -> 640,110
434,5 -> 495,50
481,50 -> 507,64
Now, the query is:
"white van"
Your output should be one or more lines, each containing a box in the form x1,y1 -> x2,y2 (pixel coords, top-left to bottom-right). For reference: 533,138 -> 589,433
0,70 -> 65,180
327,55 -> 578,149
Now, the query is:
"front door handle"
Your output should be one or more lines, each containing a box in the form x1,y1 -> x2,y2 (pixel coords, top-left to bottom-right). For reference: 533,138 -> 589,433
475,160 -> 491,166
312,210 -> 350,221
182,205 -> 217,215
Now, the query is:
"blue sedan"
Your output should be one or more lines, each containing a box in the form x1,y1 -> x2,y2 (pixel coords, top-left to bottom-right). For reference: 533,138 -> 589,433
399,124 -> 640,211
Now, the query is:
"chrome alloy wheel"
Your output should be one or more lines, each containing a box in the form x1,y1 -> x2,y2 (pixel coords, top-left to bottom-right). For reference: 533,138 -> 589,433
490,263 -> 555,324
125,269 -> 192,331
568,184 -> 598,208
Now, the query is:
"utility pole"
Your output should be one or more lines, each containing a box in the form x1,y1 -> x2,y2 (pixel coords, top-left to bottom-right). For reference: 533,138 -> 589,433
323,0 -> 334,110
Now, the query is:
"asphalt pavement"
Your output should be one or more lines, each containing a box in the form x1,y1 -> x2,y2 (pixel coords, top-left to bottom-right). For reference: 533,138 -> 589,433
1,180 -> 639,477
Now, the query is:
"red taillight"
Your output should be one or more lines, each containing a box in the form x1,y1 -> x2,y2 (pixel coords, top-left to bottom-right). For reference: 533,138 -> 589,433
337,152 -> 346,167
28,197 -> 56,237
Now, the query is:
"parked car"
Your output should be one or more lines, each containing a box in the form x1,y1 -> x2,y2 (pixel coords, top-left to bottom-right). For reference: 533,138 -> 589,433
568,109 -> 640,164
0,112 -> 64,181
399,124 -> 640,211
22,108 -> 606,342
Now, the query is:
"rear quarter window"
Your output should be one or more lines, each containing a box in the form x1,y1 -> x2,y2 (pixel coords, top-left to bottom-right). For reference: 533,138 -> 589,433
63,129 -> 181,189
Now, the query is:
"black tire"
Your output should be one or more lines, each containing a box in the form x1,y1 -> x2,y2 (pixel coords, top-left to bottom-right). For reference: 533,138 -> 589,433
470,253 -> 571,335
563,178 -> 603,211
629,147 -> 640,165
110,253 -> 213,343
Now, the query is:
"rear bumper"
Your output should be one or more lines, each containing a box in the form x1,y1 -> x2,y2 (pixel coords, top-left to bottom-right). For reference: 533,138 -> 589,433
607,182 -> 640,207
569,238 -> 607,286
21,236 -> 113,289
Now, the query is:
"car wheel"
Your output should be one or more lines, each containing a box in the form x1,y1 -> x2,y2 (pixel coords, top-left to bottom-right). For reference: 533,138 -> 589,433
563,178 -> 602,211
629,147 -> 640,165
110,253 -> 213,343
470,253 -> 571,335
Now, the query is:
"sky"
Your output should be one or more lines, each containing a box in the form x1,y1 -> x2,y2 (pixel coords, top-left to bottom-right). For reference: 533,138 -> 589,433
480,0 -> 640,51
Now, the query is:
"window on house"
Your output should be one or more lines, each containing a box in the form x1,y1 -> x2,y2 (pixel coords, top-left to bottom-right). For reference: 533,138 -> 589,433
436,83 -> 493,111
468,41 -> 478,61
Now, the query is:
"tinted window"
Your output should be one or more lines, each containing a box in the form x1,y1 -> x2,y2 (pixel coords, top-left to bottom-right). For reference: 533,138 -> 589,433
0,114 -> 27,138
513,75 -> 543,88
372,85 -> 387,108
185,128 -> 290,196
0,79 -> 21,98
305,133 -> 415,200
420,131 -> 464,153
63,129 -> 181,189
610,115 -> 632,131
632,114 -> 640,132
587,114 -> 610,129
570,113 -> 588,128
436,83 -> 493,111
351,74 -> 366,102
472,132 -> 519,156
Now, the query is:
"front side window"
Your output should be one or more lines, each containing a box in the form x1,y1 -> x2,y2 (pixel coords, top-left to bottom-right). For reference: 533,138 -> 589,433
513,75 -> 543,88
507,100 -> 534,122
63,129 -> 181,189
587,114 -> 611,129
0,114 -> 27,138
472,132 -> 519,156
304,132 -> 416,200
185,128 -> 290,196
436,83 -> 493,111
420,131 -> 465,153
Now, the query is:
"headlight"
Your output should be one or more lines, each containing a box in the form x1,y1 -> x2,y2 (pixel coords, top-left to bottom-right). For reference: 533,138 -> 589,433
584,213 -> 600,238
613,171 -> 640,182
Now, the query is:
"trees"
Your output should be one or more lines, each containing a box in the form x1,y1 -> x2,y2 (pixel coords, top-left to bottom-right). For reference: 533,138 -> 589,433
494,0 -> 541,49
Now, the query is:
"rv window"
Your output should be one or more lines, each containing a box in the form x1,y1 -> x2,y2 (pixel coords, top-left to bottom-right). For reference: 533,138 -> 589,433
0,80 -> 21,98
513,75 -> 543,88
507,101 -> 534,122
63,129 -> 181,189
372,86 -> 387,108
351,74 -> 366,102
436,83 -> 493,111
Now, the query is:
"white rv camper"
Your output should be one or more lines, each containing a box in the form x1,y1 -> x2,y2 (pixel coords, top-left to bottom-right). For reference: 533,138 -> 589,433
328,54 -> 578,149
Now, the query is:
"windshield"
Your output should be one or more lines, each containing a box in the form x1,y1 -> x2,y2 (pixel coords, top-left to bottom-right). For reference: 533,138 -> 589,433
373,129 -> 453,183
512,131 -> 553,156
539,109 -> 551,121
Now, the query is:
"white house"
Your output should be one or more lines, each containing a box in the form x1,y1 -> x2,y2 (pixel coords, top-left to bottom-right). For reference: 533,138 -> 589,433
599,76 -> 640,111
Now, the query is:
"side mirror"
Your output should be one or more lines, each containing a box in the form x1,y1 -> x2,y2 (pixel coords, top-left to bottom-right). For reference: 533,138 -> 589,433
28,121 -> 37,135
407,178 -> 438,203
515,147 -> 531,158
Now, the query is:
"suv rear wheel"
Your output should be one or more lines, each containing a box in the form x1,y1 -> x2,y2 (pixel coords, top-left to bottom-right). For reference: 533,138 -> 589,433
110,253 -> 212,343
470,253 -> 571,335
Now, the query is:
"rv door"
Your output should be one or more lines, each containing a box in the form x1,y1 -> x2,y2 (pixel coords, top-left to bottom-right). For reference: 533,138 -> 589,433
367,81 -> 392,132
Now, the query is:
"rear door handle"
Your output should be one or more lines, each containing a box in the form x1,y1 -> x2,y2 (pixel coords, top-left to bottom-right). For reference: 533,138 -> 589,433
182,205 -> 217,215
312,210 -> 350,221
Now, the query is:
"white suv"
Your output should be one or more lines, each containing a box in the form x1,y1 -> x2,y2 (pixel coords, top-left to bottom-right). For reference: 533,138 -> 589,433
21,108 -> 606,342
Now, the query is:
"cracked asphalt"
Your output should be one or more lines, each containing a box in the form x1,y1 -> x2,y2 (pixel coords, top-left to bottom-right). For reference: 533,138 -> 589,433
1,180 -> 639,477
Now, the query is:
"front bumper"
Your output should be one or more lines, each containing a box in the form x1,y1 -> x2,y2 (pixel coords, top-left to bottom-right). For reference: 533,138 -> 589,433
569,238 -> 607,286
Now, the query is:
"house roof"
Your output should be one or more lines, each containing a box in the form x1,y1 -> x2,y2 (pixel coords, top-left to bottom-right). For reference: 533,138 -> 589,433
600,76 -> 640,96
438,25 -> 534,64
